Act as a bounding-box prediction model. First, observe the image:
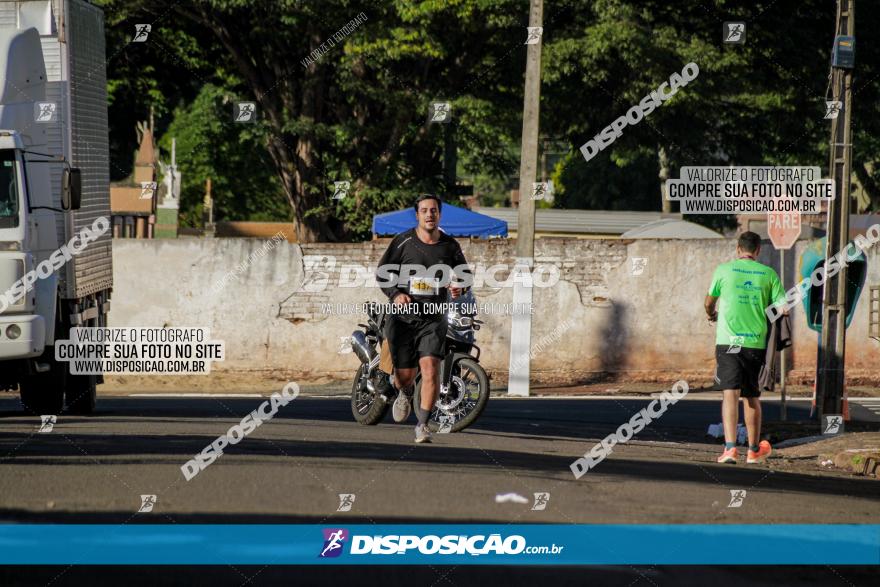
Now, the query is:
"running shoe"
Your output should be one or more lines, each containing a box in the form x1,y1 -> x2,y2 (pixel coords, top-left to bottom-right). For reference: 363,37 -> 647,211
716,446 -> 738,464
747,440 -> 772,464
392,391 -> 412,423
414,423 -> 432,444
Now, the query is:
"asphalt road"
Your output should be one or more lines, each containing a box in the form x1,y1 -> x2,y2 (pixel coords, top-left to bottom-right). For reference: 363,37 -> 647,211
1,393 -> 877,526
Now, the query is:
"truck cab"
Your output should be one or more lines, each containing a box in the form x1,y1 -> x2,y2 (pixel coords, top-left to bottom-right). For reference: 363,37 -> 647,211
0,131 -> 50,361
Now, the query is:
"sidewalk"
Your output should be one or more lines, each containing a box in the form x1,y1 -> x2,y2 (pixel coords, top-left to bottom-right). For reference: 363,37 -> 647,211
774,431 -> 880,480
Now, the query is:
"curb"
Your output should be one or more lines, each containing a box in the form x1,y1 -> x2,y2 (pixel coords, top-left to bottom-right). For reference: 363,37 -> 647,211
829,449 -> 880,478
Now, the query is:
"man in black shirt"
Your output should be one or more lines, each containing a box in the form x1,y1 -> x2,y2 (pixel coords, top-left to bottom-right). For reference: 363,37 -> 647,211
376,194 -> 470,443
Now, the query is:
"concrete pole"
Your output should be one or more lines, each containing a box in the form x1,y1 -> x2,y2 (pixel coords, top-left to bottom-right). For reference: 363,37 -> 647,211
780,250 -> 787,421
508,0 -> 543,396
817,0 -> 854,423
515,0 -> 542,260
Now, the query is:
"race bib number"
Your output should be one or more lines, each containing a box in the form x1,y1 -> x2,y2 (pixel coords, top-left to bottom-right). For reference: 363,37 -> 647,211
409,276 -> 439,297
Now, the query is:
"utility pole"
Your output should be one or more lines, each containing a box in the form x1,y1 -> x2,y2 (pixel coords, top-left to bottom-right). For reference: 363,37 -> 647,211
780,251 -> 787,420
169,137 -> 177,204
444,119 -> 457,199
508,0 -> 543,396
515,1 -> 542,260
204,177 -> 215,237
816,0 -> 855,422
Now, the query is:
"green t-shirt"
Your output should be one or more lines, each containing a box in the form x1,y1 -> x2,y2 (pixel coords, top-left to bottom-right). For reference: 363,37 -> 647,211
708,258 -> 786,349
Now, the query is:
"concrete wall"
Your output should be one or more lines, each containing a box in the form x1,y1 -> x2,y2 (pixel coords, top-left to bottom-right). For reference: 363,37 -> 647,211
110,236 -> 880,384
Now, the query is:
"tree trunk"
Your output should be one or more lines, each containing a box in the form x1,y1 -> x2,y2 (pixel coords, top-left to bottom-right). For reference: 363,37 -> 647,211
658,145 -> 671,213
268,138 -> 318,243
175,4 -> 337,243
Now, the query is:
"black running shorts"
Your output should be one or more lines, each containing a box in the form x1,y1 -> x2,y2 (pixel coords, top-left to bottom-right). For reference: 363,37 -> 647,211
714,345 -> 765,397
385,316 -> 447,369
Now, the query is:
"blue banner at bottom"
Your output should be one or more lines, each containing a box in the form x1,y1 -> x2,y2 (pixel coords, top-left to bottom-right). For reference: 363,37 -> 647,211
0,525 -> 877,565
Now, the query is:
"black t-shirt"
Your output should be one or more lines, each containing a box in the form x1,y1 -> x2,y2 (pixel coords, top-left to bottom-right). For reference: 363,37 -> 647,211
376,228 -> 470,321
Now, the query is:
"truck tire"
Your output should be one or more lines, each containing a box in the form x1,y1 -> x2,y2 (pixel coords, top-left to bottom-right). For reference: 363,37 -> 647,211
19,349 -> 66,416
66,374 -> 97,414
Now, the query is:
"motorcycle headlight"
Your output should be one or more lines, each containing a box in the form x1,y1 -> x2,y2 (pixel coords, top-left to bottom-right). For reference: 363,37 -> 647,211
447,312 -> 473,328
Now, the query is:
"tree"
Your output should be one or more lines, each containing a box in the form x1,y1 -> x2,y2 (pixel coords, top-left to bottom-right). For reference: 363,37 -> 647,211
99,0 -> 525,241
158,84 -> 289,227
541,0 -> 880,215
102,3 -> 219,181
98,0 -> 880,241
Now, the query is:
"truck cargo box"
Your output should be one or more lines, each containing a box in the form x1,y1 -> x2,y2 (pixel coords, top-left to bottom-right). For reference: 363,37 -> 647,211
0,0 -> 111,299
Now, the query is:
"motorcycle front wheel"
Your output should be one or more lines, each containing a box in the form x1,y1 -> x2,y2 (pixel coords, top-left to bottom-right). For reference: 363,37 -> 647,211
413,357 -> 489,433
351,364 -> 389,425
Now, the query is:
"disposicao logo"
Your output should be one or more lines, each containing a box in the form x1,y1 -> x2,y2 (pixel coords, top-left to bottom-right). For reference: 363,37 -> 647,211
319,528 -> 349,558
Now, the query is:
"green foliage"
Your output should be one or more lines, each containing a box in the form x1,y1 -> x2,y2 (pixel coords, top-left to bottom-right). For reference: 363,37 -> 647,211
539,0 -> 880,225
98,0 -> 880,240
552,151 -> 658,211
158,85 -> 289,226
98,0 -> 222,181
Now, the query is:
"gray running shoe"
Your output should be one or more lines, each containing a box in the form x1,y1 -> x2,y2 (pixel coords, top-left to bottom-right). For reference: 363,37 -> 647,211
392,391 -> 412,423
414,423 -> 432,444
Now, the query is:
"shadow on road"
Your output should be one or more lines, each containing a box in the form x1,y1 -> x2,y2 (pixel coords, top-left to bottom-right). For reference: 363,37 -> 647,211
1,431 -> 877,503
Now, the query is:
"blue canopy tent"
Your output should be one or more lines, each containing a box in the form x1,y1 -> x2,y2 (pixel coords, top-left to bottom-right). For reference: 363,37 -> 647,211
372,205 -> 508,238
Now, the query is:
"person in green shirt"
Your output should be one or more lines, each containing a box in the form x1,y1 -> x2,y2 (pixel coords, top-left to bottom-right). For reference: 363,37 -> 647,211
704,231 -> 786,465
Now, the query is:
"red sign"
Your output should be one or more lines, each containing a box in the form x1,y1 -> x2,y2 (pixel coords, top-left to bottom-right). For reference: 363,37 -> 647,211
767,209 -> 801,250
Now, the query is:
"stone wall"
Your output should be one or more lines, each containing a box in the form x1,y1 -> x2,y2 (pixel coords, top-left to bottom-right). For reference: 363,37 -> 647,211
110,235 -> 880,385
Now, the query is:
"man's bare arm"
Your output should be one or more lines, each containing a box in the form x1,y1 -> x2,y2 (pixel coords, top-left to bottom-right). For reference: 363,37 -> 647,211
704,295 -> 718,322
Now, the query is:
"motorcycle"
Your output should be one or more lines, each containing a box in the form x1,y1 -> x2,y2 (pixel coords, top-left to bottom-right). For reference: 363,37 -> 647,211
349,290 -> 490,433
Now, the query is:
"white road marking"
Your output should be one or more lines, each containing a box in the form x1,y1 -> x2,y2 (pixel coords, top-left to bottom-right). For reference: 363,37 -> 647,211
850,398 -> 880,415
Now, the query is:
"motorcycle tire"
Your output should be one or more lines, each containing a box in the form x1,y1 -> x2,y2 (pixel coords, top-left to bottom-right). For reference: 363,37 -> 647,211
350,364 -> 389,425
413,357 -> 489,433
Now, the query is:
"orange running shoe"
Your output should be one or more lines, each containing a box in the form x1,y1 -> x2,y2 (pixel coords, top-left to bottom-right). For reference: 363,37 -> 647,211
716,446 -> 738,464
747,440 -> 772,464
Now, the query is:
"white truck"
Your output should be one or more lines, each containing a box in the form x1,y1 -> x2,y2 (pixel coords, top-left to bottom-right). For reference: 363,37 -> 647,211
0,0 -> 111,414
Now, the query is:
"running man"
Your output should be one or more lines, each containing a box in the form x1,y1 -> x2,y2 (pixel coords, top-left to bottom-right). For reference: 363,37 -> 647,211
376,194 -> 469,443
705,231 -> 786,464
